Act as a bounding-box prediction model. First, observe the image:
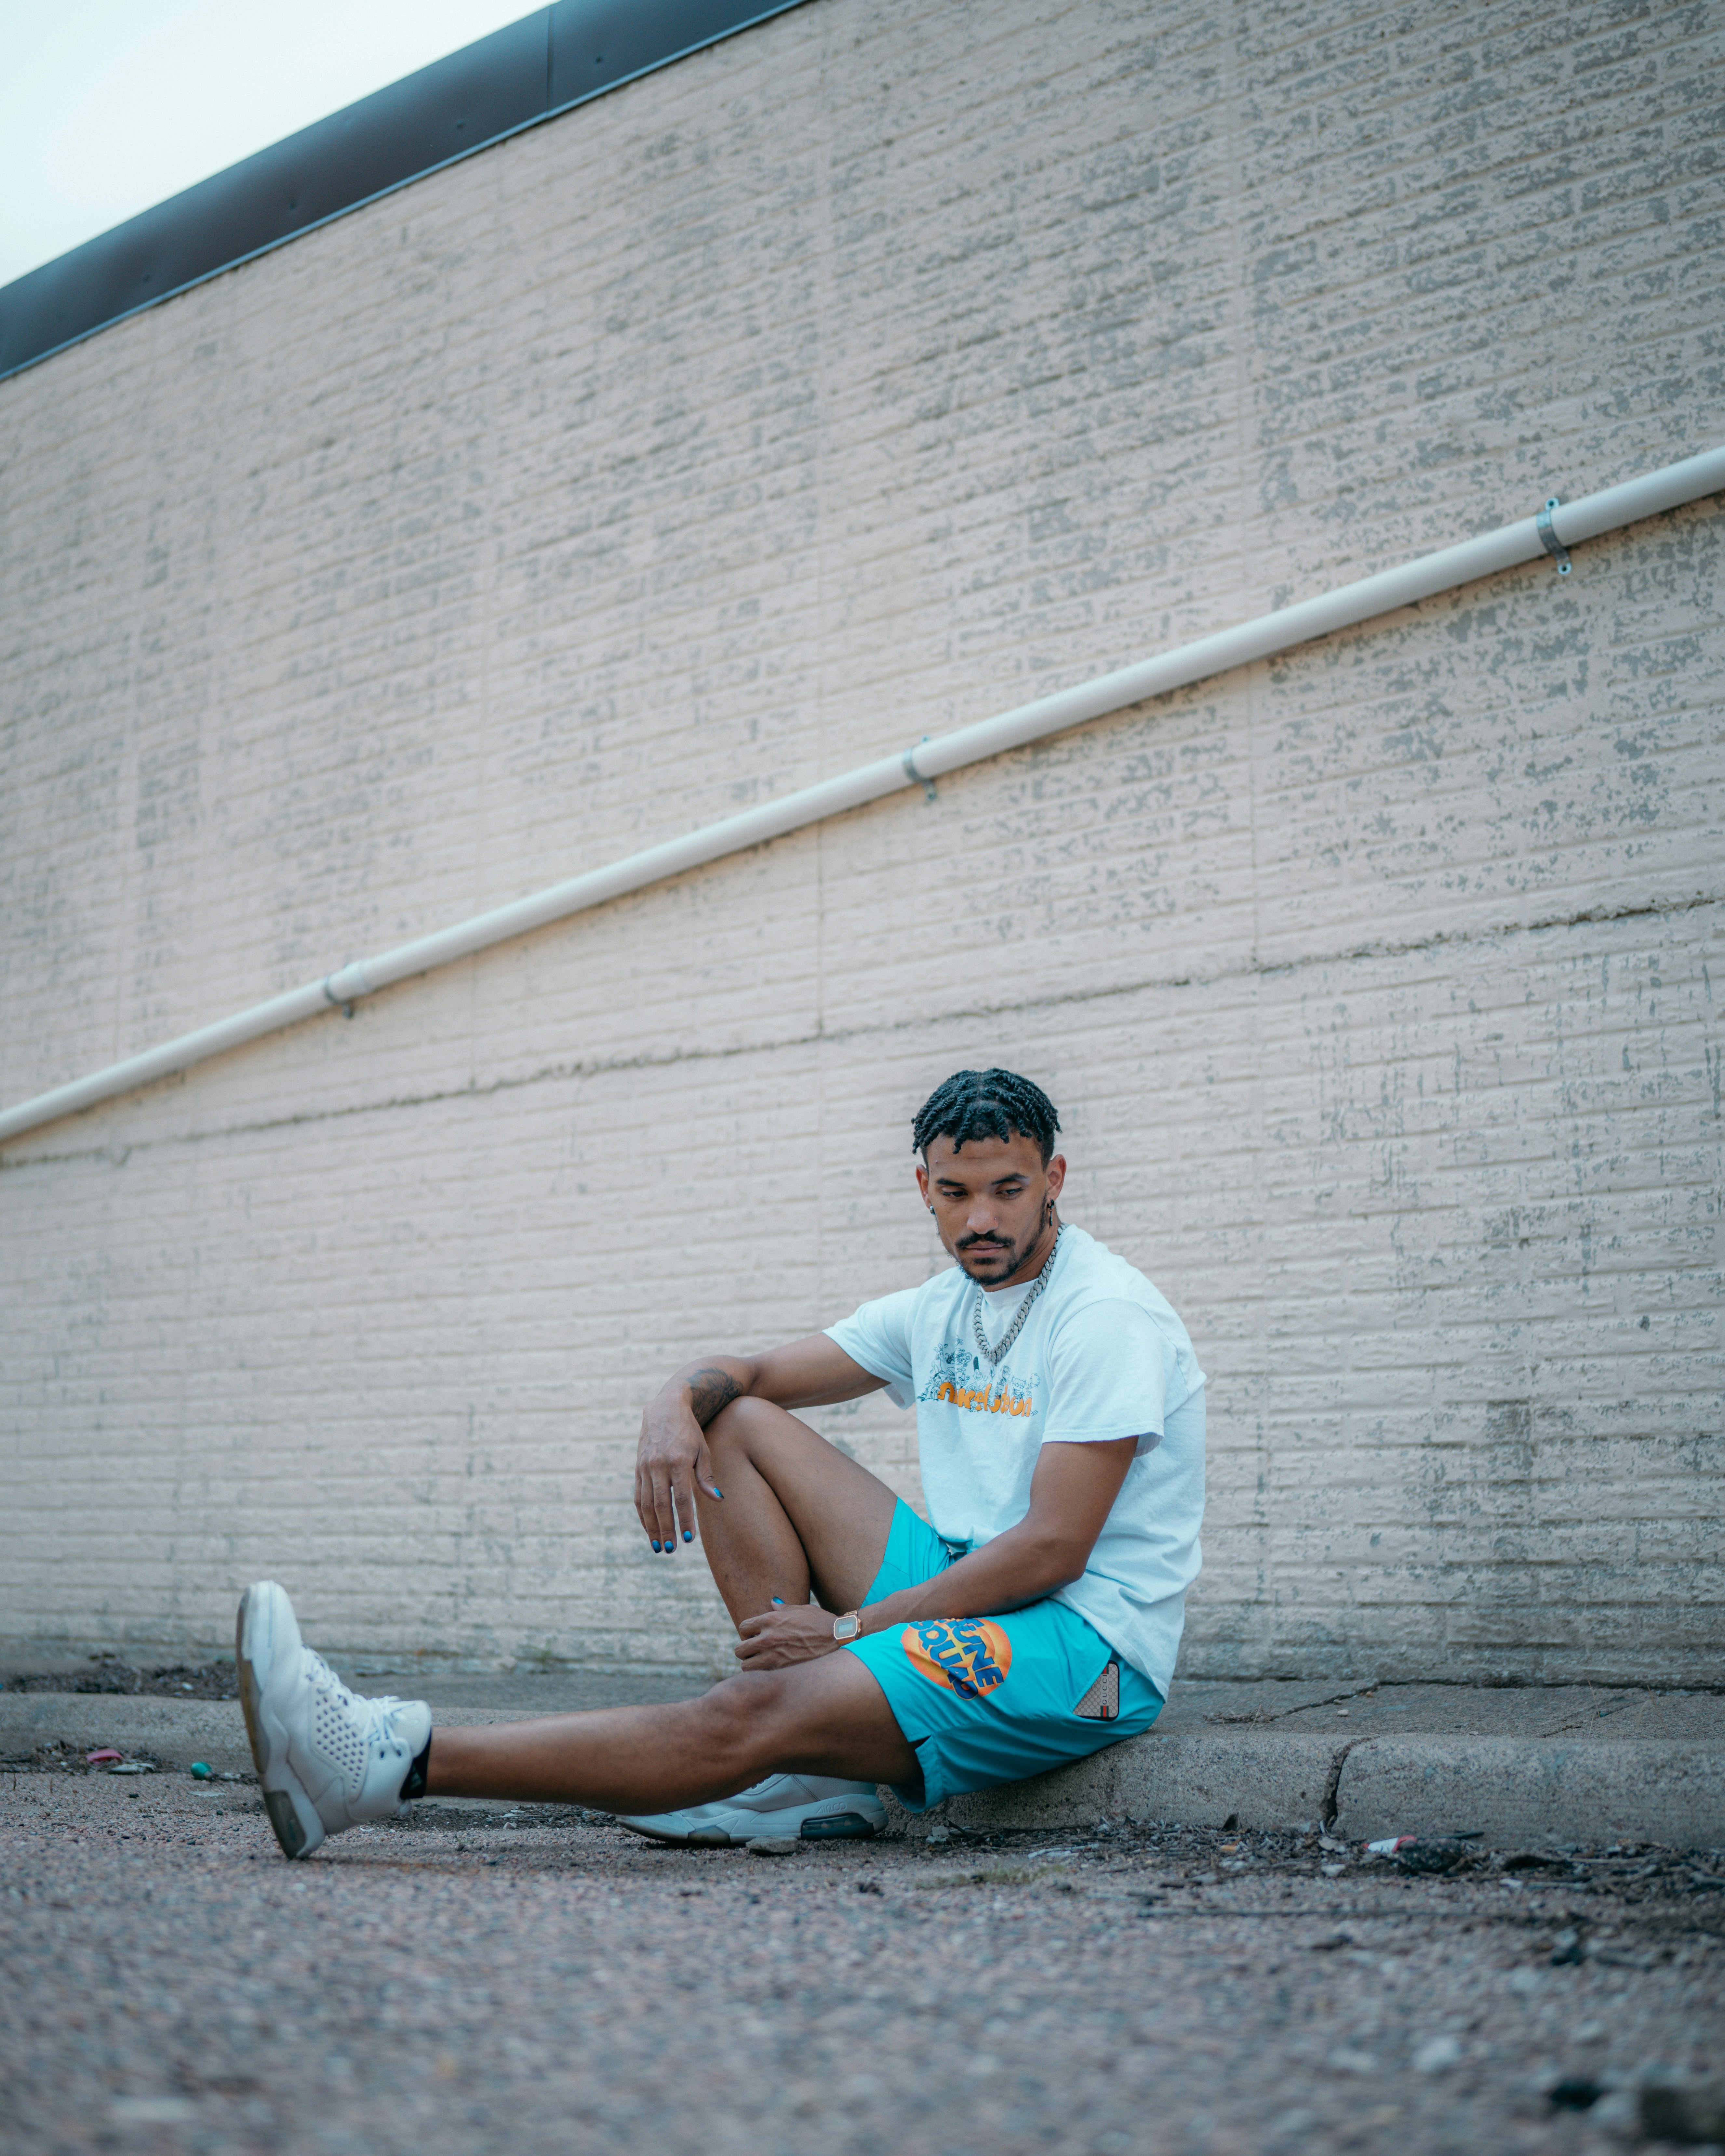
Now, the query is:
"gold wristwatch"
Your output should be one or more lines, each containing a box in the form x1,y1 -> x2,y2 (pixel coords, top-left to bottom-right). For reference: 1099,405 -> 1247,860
831,1611 -> 863,1642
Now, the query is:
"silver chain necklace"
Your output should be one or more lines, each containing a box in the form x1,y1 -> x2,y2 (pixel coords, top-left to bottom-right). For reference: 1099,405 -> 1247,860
971,1224 -> 1063,1367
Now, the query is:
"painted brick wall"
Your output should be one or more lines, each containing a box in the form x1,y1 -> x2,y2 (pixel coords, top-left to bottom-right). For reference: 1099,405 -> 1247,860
2,0 -> 1719,1684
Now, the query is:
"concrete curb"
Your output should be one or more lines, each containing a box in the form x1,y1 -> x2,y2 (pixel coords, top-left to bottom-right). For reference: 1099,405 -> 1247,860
1,1696 -> 257,1776
1332,1735 -> 1725,1850
7,1697 -> 1721,1850
0,1697 -> 561,1781
933,1732 -> 1347,1837
925,1730 -> 1725,1849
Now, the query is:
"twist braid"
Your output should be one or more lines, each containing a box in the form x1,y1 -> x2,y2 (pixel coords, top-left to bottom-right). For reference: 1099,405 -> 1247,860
911,1068 -> 1062,1165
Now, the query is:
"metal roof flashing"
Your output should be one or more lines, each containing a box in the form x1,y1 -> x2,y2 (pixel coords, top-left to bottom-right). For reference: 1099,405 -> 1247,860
0,0 -> 812,384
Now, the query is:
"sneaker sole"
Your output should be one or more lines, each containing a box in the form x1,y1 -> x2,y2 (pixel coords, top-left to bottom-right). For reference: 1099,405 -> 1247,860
798,1812 -> 879,1842
618,1809 -> 881,1848
234,1584 -> 324,1861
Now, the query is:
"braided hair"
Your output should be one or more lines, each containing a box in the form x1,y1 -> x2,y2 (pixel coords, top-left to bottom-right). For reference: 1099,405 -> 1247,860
911,1069 -> 1062,1165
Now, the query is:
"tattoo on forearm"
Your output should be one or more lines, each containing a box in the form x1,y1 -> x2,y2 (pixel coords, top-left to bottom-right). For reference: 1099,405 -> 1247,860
686,1365 -> 742,1428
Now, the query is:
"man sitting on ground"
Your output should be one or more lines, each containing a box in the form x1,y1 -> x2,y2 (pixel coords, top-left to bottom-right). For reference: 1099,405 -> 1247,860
236,1068 -> 1206,1857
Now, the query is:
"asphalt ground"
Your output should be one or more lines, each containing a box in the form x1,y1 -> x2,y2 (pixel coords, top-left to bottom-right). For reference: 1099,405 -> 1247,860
3,1757 -> 1721,2156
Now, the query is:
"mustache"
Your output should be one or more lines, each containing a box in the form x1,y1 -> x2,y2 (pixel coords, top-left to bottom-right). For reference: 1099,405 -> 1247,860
956,1232 -> 1013,1252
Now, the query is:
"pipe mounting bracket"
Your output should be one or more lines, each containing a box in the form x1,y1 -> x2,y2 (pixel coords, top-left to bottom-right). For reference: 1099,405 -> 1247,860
1536,496 -> 1572,575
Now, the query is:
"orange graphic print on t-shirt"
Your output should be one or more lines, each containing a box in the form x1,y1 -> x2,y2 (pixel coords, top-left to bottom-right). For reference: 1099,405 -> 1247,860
932,1377 -> 1034,1416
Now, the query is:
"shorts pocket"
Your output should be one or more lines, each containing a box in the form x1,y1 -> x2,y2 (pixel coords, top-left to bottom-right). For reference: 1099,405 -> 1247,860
1073,1658 -> 1119,1722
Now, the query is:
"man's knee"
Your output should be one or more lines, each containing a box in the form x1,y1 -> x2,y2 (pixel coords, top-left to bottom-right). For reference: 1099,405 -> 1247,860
704,1393 -> 796,1456
694,1670 -> 796,1774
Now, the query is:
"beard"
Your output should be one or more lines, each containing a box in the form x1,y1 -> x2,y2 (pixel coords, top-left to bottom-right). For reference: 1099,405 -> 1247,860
955,1232 -> 1023,1283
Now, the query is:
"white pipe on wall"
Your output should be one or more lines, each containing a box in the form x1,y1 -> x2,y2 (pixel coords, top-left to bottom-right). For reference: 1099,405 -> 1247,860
3,442 -> 1721,1149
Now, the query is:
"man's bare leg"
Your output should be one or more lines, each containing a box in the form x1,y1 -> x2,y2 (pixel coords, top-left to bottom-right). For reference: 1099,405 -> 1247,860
424,1405 -> 914,1811
237,1400 -> 915,1857
423,1654 -> 917,1807
236,1573 -> 916,1860
692,1396 -> 901,1626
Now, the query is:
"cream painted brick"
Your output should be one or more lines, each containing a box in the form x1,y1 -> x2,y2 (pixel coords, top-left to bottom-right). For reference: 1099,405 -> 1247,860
2,0 -> 1720,1682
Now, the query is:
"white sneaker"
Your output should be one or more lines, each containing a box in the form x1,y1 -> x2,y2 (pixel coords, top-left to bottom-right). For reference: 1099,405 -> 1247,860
235,1580 -> 432,1860
617,1772 -> 886,1846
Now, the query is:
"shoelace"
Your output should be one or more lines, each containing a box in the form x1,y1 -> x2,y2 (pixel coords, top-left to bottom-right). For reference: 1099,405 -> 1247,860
302,1650 -> 413,1754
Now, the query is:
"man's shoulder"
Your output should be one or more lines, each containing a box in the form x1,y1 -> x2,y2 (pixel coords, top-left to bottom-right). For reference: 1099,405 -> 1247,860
1054,1226 -> 1155,1302
1053,1230 -> 1192,1336
896,1264 -> 968,1316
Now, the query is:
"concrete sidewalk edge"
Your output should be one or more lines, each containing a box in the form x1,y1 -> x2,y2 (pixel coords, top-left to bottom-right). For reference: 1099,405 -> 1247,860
6,1695 -> 1721,1850
935,1730 -> 1725,1849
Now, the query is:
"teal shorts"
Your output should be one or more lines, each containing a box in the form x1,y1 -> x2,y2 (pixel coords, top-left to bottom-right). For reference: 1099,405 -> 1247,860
844,1501 -> 1163,1813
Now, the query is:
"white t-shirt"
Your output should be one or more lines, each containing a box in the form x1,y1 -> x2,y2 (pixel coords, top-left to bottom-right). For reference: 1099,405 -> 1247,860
824,1224 -> 1205,1695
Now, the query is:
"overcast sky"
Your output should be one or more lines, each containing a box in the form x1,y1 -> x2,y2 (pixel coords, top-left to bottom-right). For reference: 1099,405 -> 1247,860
0,0 -> 537,290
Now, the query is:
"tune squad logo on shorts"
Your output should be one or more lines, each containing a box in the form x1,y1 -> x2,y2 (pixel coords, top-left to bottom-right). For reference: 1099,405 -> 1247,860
901,1618 -> 1013,1700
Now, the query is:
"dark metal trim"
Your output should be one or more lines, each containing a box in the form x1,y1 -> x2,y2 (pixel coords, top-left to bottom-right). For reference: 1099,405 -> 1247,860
0,0 -> 811,385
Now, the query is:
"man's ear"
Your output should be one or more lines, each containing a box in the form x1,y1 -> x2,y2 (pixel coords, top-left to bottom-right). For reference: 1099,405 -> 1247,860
1045,1152 -> 1067,1203
915,1161 -> 932,1209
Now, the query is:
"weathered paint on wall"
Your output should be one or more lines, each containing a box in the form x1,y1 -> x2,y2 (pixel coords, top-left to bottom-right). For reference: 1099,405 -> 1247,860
2,0 -> 1720,1684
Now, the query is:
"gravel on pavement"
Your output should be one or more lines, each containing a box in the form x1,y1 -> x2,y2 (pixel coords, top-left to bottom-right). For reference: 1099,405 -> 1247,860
3,1753 -> 1721,2155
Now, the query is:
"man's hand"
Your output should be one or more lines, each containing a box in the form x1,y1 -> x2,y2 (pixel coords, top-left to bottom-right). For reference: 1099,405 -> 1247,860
633,1338 -> 886,1553
726,1436 -> 1141,1666
733,1602 -> 844,1670
634,1363 -> 738,1551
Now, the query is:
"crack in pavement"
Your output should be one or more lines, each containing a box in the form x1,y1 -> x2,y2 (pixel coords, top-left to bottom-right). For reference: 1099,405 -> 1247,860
1203,1683 -> 1383,1727
1320,1739 -> 1363,1829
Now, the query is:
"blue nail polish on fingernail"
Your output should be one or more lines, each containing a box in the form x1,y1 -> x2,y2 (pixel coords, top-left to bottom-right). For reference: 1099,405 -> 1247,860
771,1597 -> 785,1606
713,1489 -> 723,1499
651,1540 -> 661,1552
683,1530 -> 692,1543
